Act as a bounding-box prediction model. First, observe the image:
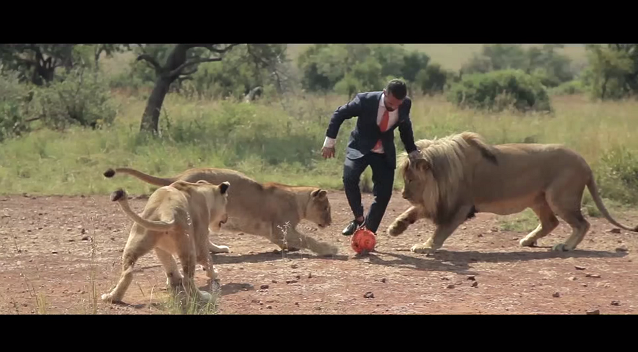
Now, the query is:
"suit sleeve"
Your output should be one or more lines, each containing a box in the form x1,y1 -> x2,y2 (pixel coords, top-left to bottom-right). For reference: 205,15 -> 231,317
398,100 -> 418,153
325,93 -> 363,140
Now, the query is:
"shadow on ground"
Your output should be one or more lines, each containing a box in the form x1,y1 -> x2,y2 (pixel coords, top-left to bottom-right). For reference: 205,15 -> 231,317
430,248 -> 628,265
211,251 -> 350,265
364,250 -> 478,275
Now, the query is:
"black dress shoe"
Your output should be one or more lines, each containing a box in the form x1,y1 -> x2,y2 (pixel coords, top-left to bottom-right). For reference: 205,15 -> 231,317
342,218 -> 364,236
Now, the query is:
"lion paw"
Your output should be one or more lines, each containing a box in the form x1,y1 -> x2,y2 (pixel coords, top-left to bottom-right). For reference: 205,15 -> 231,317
209,244 -> 230,254
552,243 -> 571,252
387,221 -> 408,237
101,293 -> 114,302
519,238 -> 538,247
410,243 -> 436,255
166,276 -> 184,288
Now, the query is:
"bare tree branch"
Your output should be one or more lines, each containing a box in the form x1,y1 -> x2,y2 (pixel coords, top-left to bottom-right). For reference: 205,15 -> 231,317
168,57 -> 221,78
195,43 -> 241,54
179,68 -> 198,76
208,43 -> 241,54
136,54 -> 162,73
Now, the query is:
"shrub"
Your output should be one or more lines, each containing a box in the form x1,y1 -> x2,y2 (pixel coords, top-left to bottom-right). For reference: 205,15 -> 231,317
0,70 -> 35,141
593,145 -> 638,206
446,69 -> 552,113
549,80 -> 586,96
33,68 -> 118,130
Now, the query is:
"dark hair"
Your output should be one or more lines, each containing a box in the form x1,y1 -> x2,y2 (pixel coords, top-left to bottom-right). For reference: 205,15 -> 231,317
386,79 -> 407,100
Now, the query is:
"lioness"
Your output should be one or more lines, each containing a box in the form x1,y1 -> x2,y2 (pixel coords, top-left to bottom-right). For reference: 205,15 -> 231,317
101,179 -> 230,304
102,166 -> 339,256
388,131 -> 638,255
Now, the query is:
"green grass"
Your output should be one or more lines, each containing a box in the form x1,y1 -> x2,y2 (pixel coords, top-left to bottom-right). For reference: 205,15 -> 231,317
499,209 -> 539,232
2,91 -> 638,208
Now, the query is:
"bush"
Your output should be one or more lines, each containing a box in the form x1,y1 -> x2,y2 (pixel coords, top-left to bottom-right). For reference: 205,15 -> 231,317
446,69 -> 552,113
33,68 -> 118,130
415,63 -> 453,95
549,80 -> 586,96
593,145 -> 638,206
0,70 -> 35,141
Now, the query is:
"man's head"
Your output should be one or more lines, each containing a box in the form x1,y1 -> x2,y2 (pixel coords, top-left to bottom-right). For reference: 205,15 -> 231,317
383,79 -> 407,111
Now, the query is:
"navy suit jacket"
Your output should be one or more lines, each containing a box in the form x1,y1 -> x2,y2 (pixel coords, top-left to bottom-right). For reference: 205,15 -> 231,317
325,91 -> 418,169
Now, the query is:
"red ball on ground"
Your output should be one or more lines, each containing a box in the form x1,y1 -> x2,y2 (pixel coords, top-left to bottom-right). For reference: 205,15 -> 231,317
351,228 -> 376,254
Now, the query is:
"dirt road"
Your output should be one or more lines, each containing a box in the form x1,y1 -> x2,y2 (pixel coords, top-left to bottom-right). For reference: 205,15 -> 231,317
1,191 -> 636,314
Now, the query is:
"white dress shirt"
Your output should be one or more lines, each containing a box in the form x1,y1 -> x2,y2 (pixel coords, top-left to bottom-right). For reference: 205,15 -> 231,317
323,93 -> 399,154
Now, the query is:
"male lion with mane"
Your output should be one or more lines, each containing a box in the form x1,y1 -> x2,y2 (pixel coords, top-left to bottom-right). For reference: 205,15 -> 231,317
101,179 -> 230,305
102,166 -> 338,256
387,131 -> 638,255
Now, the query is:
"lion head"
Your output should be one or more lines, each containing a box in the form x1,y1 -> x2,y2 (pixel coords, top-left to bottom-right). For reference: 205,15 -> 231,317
305,189 -> 332,228
398,132 -> 496,224
194,179 -> 231,231
401,158 -> 434,205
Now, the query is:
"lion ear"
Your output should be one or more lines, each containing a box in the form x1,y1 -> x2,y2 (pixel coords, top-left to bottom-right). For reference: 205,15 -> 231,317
311,189 -> 327,198
414,158 -> 430,171
219,181 -> 230,195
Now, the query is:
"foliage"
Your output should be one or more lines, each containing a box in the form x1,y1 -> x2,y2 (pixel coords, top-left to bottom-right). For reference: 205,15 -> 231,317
462,44 -> 575,88
447,69 -> 552,112
32,67 -> 118,130
297,44 -> 453,96
582,44 -> 638,100
0,44 -> 131,86
0,70 -> 34,141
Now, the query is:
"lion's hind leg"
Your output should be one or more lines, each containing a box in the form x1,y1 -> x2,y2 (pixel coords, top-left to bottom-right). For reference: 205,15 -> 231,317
174,230 -> 214,305
155,247 -> 183,289
102,234 -> 157,303
546,182 -> 590,252
551,210 -> 590,252
519,200 -> 560,248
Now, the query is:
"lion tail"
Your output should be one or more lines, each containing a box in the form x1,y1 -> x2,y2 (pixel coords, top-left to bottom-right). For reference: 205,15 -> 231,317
103,167 -> 175,187
586,177 -> 638,232
110,189 -> 176,231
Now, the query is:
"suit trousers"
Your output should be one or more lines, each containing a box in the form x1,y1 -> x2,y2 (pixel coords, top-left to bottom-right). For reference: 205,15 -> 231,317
342,152 -> 395,233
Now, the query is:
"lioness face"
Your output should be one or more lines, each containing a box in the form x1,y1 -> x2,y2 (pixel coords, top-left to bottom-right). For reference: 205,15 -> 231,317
200,180 -> 230,230
308,189 -> 332,228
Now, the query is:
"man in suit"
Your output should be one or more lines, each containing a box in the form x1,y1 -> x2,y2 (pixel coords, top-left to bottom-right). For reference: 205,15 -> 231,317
321,79 -> 421,238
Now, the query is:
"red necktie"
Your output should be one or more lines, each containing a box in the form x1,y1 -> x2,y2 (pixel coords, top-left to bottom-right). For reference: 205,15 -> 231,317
374,109 -> 390,150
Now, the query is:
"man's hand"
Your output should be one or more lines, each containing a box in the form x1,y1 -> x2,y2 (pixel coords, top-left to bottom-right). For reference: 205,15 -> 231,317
408,150 -> 422,161
322,146 -> 335,159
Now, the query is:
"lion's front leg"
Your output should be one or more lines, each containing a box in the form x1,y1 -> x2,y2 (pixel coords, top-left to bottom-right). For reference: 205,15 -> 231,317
388,205 -> 424,237
274,226 -> 339,256
207,227 -> 230,254
411,205 -> 470,256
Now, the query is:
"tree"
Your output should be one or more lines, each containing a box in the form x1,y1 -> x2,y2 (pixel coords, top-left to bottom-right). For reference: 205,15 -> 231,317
0,44 -> 76,85
584,44 -> 638,100
135,44 -> 238,133
93,44 -> 133,67
0,44 -> 132,85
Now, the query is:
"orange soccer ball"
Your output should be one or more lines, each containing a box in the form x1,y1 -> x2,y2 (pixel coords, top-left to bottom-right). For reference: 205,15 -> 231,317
351,228 -> 376,254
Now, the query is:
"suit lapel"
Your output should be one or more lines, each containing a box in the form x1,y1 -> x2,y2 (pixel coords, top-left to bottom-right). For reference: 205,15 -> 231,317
371,91 -> 383,129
